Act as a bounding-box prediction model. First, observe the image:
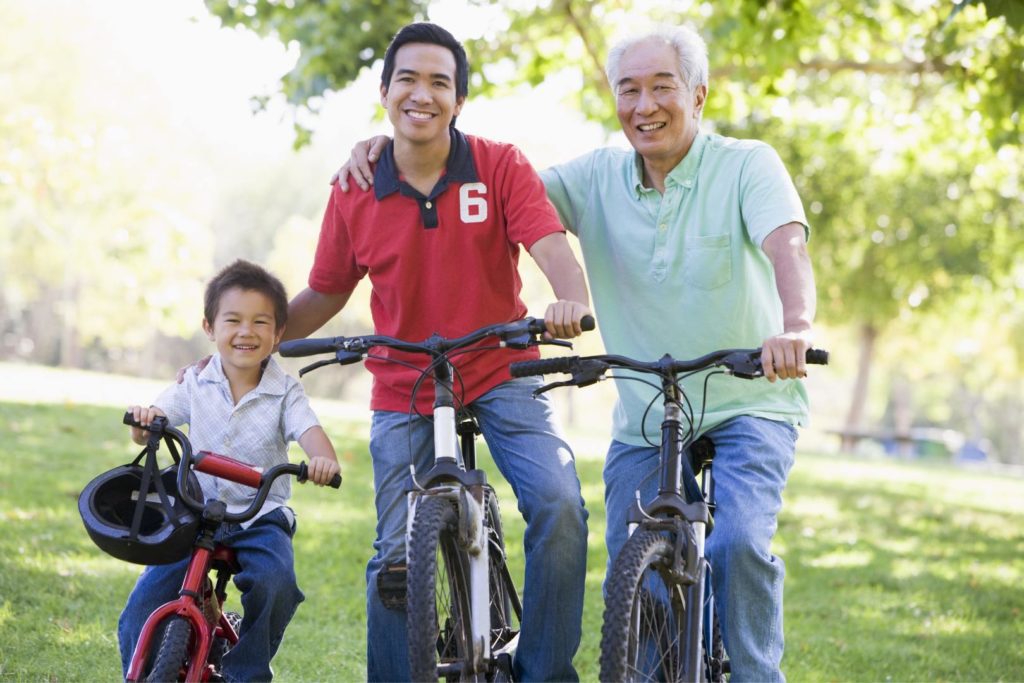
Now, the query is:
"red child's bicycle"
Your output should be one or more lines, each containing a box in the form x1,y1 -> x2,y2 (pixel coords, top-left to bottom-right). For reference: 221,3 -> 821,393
79,413 -> 341,682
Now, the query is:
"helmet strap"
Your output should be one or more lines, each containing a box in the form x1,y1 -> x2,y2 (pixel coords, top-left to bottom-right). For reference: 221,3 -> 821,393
126,439 -> 183,540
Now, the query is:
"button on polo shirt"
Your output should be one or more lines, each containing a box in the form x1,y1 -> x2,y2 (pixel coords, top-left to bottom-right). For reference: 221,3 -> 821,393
372,128 -> 479,228
309,129 -> 566,415
541,132 -> 811,445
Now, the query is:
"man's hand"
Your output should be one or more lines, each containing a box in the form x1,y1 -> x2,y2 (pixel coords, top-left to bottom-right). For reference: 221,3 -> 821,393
305,455 -> 342,487
760,330 -> 813,382
127,404 -> 167,445
544,300 -> 593,339
330,135 -> 391,191
176,356 -> 211,384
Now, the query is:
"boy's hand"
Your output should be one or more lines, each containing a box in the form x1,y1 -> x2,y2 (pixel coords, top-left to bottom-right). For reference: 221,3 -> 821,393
305,456 -> 342,487
127,405 -> 166,445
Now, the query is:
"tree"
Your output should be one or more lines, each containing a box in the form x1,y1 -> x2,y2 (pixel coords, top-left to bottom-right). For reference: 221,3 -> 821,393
203,0 -> 1024,458
0,2 -> 215,368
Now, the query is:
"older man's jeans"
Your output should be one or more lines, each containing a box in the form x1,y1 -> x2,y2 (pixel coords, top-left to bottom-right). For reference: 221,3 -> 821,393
117,507 -> 303,683
366,377 -> 588,682
603,416 -> 797,682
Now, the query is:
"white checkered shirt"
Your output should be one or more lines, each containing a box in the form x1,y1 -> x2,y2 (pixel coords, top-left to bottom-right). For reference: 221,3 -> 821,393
153,354 -> 320,527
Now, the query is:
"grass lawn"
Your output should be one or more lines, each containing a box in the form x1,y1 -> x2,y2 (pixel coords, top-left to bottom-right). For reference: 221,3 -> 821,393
1,399 -> 1022,681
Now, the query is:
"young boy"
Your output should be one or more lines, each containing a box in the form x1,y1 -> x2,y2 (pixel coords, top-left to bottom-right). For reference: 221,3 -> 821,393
118,259 -> 341,681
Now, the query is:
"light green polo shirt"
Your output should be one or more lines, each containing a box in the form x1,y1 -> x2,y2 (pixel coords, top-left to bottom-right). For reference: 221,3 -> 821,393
541,131 -> 810,446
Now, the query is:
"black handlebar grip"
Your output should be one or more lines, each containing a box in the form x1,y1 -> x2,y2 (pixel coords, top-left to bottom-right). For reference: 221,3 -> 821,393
123,411 -> 138,427
297,461 -> 343,489
806,348 -> 829,365
510,356 -> 578,377
580,314 -> 596,332
278,338 -> 342,358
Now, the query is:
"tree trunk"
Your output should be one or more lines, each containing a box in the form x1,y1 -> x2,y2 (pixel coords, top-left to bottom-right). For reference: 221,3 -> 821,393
841,323 -> 877,453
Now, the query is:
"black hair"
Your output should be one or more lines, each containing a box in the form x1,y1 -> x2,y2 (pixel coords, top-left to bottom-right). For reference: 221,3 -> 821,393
381,22 -> 469,102
203,259 -> 289,329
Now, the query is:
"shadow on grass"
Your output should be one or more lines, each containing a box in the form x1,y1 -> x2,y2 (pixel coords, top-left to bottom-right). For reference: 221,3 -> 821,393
780,457 -> 1024,681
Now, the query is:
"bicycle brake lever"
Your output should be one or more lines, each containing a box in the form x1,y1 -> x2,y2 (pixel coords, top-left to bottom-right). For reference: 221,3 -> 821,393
298,358 -> 339,377
531,380 -> 575,397
724,351 -> 763,380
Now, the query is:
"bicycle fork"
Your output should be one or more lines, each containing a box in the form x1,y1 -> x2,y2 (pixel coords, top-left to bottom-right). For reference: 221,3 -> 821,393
625,381 -> 712,682
407,402 -> 492,676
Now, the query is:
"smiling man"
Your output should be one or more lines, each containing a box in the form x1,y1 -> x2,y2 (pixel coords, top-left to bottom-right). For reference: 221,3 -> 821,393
335,23 -> 817,682
285,22 -> 591,683
541,27 -> 816,682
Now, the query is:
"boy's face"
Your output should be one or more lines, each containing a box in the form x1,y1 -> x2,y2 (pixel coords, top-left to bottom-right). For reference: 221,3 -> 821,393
381,42 -> 464,146
202,287 -> 283,376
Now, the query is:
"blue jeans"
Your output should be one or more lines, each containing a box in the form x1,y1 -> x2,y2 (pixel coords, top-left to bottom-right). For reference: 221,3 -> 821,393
366,377 -> 588,682
118,507 -> 304,682
604,416 -> 797,683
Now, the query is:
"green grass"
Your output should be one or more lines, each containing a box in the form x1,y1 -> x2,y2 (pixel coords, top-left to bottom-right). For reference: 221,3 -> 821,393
1,400 -> 1022,681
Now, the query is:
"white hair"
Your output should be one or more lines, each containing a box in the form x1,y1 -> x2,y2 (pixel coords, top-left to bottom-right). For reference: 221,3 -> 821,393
605,25 -> 709,92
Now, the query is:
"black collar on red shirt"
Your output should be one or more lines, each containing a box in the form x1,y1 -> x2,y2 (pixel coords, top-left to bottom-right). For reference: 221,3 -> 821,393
373,128 -> 480,228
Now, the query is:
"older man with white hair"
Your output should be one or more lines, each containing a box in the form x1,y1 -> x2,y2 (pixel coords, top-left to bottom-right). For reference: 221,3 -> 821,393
541,26 -> 815,681
337,24 -> 816,680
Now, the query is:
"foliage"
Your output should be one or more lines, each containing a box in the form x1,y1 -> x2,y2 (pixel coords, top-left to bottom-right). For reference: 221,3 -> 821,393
204,0 -> 1022,149
3,398 -> 1023,679
0,2 -> 348,377
0,3 -> 214,364
204,0 -> 431,146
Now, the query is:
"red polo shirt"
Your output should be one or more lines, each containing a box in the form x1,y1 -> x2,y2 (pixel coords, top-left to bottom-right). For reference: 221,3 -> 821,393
309,129 -> 564,414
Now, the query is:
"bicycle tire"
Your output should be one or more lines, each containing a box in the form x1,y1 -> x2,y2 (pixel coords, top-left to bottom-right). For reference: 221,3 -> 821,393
600,529 -> 693,682
704,610 -> 726,683
407,496 -> 474,683
143,616 -> 192,683
208,610 -> 242,674
485,490 -> 518,644
484,490 -> 519,682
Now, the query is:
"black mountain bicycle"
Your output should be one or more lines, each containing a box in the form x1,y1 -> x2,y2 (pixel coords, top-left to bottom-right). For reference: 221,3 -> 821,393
280,315 -> 593,682
511,346 -> 828,682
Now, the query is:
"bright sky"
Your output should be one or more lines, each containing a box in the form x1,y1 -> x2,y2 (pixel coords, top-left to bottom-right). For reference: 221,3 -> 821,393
77,0 -> 619,171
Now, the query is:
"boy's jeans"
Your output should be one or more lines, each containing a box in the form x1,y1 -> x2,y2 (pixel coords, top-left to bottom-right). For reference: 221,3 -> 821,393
118,507 -> 304,683
366,377 -> 588,682
603,416 -> 797,683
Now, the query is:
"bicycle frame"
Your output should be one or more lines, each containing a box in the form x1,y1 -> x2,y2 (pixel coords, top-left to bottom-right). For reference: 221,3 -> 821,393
511,346 -> 826,682
126,507 -> 237,683
405,357 -> 496,675
124,445 -> 336,683
279,316 -> 591,680
622,372 -> 712,681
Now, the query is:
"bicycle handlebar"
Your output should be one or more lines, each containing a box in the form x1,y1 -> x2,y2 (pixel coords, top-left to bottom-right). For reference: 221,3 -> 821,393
510,347 -> 829,383
278,314 -> 596,376
123,412 -> 341,523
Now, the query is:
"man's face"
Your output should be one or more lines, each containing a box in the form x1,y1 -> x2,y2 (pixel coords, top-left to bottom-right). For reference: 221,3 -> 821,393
381,42 -> 464,146
614,40 -> 707,167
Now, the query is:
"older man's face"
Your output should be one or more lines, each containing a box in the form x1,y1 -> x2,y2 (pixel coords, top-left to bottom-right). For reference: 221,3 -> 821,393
614,40 -> 706,168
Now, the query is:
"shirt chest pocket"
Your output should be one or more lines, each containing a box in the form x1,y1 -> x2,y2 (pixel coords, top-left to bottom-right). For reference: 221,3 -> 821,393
682,234 -> 733,290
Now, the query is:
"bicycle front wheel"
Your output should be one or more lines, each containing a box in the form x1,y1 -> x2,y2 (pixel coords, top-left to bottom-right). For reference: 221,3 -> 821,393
600,529 -> 698,682
143,616 -> 192,683
407,495 -> 474,683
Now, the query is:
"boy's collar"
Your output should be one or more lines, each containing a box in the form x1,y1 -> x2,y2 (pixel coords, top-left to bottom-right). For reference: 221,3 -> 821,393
197,354 -> 288,396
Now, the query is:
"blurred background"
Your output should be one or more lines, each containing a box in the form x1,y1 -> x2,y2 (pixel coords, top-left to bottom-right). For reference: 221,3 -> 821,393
2,0 -> 1022,465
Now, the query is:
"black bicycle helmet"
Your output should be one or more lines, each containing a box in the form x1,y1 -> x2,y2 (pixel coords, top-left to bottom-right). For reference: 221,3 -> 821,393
79,462 -> 203,565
